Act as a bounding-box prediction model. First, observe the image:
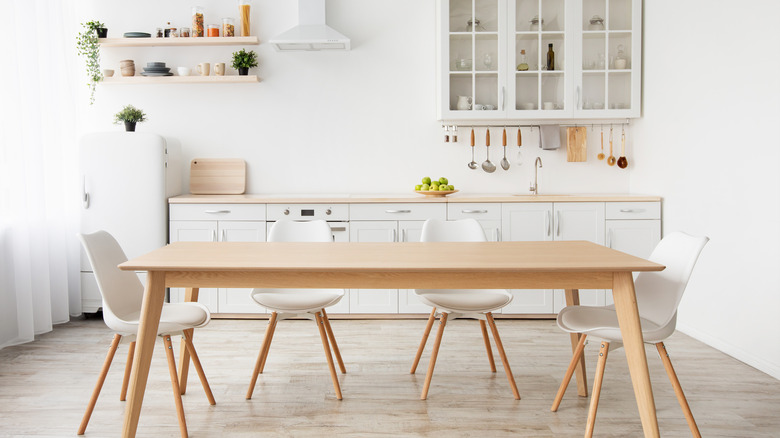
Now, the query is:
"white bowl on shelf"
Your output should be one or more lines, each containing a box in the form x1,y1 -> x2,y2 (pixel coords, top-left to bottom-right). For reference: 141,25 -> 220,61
177,67 -> 191,76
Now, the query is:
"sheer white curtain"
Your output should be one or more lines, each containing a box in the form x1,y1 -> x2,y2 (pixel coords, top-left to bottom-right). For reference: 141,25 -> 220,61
0,1 -> 83,349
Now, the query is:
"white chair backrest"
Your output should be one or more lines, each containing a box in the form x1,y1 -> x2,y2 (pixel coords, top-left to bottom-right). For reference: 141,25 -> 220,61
634,231 -> 709,328
420,218 -> 487,243
78,231 -> 144,323
268,219 -> 333,243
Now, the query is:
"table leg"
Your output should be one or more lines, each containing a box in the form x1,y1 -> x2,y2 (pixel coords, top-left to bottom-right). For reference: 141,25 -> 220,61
612,272 -> 660,438
177,287 -> 199,394
122,271 -> 166,438
564,289 -> 588,397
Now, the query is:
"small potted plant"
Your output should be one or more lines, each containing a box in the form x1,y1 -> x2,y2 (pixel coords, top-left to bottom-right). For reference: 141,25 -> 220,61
231,48 -> 258,75
76,20 -> 107,104
113,105 -> 147,132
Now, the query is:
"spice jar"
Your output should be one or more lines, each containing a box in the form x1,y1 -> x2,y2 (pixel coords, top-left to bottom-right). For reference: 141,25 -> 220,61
207,24 -> 219,37
180,27 -> 190,38
192,6 -> 204,37
155,28 -> 163,38
222,18 -> 235,37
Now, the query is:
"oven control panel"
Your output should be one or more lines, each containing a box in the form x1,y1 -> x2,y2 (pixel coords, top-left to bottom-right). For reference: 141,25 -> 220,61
266,204 -> 349,221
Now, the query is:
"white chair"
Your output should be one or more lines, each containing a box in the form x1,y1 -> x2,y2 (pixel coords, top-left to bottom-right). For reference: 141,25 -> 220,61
245,220 -> 346,400
410,218 -> 520,400
77,231 -> 215,438
551,231 -> 709,438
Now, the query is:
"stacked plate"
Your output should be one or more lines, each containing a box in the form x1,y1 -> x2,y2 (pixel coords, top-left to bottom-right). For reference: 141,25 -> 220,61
141,62 -> 173,77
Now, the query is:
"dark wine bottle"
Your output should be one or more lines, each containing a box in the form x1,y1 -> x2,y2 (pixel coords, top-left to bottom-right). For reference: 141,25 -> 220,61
547,43 -> 555,71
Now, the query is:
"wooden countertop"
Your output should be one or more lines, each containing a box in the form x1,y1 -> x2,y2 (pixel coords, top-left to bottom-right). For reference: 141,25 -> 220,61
169,193 -> 661,204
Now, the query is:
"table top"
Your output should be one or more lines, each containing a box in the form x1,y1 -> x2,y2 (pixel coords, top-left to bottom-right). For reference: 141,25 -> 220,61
120,241 -> 664,274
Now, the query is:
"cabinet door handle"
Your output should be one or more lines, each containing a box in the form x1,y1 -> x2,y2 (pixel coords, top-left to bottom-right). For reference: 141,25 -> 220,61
462,209 -> 488,214
82,176 -> 90,209
500,86 -> 505,111
385,209 -> 411,214
556,211 -> 561,237
607,228 -> 613,248
576,86 -> 581,110
619,208 -> 646,213
204,210 -> 231,214
392,229 -> 397,242
221,229 -> 227,242
545,211 -> 551,237
493,228 -> 500,241
402,229 -> 407,242
211,230 -> 217,242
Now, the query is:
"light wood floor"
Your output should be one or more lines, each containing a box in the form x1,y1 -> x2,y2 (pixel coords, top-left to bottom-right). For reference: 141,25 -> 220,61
1,316 -> 779,437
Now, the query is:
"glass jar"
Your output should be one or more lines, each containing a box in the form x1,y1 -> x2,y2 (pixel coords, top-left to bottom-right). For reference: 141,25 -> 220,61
222,18 -> 235,37
588,15 -> 605,31
207,24 -> 219,37
180,27 -> 190,38
192,6 -> 204,37
239,0 -> 251,36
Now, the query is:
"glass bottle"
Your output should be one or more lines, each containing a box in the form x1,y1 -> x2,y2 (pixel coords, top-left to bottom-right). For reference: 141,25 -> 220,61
517,49 -> 529,71
222,18 -> 235,37
546,43 -> 555,71
614,44 -> 627,69
192,6 -> 204,37
239,0 -> 251,37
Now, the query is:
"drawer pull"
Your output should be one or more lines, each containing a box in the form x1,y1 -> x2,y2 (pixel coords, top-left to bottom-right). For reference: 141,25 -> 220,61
619,208 -> 646,213
204,210 -> 231,214
385,209 -> 411,214
461,209 -> 488,214
330,226 -> 347,232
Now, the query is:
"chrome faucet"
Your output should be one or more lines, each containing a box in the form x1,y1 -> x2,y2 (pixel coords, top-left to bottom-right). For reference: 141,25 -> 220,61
530,157 -> 543,195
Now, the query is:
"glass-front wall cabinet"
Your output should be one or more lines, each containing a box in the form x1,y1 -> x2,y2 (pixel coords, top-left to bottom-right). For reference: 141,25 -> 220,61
438,0 -> 641,120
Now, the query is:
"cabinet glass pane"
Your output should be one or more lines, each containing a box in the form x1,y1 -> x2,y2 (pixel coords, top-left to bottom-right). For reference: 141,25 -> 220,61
515,34 -> 539,71
582,72 -> 605,110
475,34 -> 498,72
582,33 -> 606,71
608,72 -> 631,109
475,74 -> 499,110
541,0 -> 565,32
541,73 -> 564,110
515,0 -> 539,32
449,0 -> 472,32
542,35 -> 564,71
608,33 -> 632,70
582,0 -> 606,30
515,75 -> 538,110
475,0 -> 499,32
450,34 -> 472,72
608,0 -> 632,31
449,74 -> 473,110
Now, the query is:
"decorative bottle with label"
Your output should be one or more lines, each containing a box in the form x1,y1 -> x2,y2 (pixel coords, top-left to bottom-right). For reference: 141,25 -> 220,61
546,43 -> 554,71
517,49 -> 529,71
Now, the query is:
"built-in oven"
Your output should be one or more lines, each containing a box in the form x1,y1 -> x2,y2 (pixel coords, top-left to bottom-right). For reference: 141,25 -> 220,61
266,204 -> 349,242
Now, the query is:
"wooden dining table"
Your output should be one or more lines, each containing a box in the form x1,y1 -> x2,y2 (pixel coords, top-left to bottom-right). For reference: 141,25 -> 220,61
119,240 -> 665,438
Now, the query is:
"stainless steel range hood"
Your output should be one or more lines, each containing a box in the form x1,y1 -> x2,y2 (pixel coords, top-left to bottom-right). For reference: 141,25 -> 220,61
270,0 -> 350,51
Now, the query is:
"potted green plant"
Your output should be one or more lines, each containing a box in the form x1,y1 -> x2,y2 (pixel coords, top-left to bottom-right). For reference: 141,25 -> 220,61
113,105 -> 147,132
76,20 -> 107,104
231,48 -> 258,75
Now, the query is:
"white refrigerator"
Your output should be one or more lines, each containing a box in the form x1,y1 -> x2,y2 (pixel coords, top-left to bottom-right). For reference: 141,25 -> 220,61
79,132 -> 181,313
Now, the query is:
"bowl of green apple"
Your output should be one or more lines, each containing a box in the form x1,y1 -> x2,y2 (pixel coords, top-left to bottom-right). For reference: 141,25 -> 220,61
414,177 -> 458,197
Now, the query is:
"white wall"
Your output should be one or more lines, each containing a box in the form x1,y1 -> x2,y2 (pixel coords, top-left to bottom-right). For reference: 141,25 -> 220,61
632,1 -> 780,379
78,0 -> 631,195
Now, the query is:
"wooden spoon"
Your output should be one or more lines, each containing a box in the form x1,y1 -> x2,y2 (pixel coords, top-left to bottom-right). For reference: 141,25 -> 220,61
597,126 -> 605,160
606,127 -> 616,166
617,128 -> 628,168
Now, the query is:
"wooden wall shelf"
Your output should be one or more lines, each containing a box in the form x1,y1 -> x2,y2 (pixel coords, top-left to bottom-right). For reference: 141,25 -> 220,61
102,75 -> 260,84
99,36 -> 260,47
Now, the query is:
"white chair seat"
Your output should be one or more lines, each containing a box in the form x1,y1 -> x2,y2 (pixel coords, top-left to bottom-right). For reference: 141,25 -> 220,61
557,305 -> 675,345
415,289 -> 513,313
251,289 -> 344,313
110,302 -> 211,336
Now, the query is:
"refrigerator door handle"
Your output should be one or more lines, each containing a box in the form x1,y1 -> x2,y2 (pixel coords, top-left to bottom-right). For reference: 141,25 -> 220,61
82,176 -> 90,209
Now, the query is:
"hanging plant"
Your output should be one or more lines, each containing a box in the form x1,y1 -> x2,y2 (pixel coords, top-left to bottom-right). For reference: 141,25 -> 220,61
76,20 -> 106,105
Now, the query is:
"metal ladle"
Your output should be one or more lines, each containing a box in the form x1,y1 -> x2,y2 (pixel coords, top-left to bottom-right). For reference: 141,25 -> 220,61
468,127 -> 478,169
482,127 -> 496,173
500,127 -> 510,170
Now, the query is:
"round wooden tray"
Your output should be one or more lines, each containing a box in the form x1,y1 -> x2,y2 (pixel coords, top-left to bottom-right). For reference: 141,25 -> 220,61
414,190 -> 458,197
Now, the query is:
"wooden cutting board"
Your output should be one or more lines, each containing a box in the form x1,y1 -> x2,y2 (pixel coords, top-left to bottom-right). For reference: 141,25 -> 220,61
566,127 -> 588,162
189,158 -> 246,194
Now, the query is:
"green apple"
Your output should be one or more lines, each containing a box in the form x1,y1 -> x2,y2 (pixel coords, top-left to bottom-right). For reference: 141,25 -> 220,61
422,176 -> 431,185
448,184 -> 455,190
415,184 -> 422,191
421,183 -> 430,191
431,181 -> 440,187
438,177 -> 448,185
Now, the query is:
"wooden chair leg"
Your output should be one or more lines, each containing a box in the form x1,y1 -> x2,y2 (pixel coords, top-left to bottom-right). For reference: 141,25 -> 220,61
551,333 -> 588,412
656,342 -> 701,438
479,319 -> 497,373
163,335 -> 188,438
315,311 -> 343,400
421,312 -> 448,400
411,307 -> 437,374
485,312 -> 521,400
320,308 -> 346,374
182,334 -> 216,405
120,340 -> 135,402
77,334 -> 121,435
246,312 -> 278,400
585,341 -> 610,438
